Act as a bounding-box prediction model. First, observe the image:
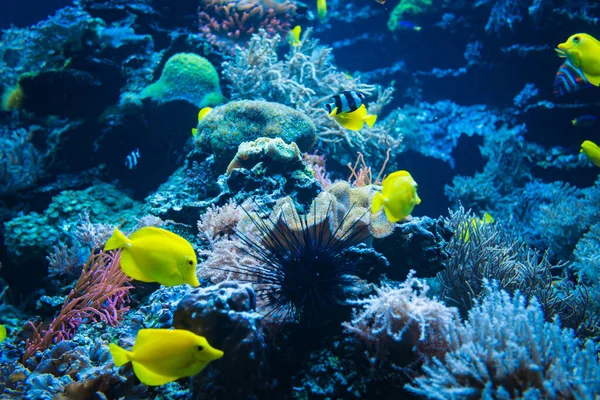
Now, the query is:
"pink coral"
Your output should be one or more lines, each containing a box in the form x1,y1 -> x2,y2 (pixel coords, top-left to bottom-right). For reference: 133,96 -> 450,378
23,249 -> 132,363
198,0 -> 296,53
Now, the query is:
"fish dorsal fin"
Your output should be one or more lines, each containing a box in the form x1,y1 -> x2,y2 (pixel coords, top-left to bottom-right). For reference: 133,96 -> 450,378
130,227 -> 185,244
132,361 -> 179,386
383,170 -> 410,184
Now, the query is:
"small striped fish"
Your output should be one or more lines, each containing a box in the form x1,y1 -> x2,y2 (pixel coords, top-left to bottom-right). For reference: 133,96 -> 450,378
125,148 -> 141,169
324,91 -> 367,116
554,60 -> 591,96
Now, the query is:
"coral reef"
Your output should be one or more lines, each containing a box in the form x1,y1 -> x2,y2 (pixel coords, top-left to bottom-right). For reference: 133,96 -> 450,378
173,282 -> 270,398
138,53 -> 225,108
407,283 -> 600,399
226,137 -> 304,175
198,0 -> 296,53
194,100 -> 316,171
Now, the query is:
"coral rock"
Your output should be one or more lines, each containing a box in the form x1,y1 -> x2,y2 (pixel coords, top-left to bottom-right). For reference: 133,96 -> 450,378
139,53 -> 225,108
194,100 -> 316,170
226,137 -> 303,175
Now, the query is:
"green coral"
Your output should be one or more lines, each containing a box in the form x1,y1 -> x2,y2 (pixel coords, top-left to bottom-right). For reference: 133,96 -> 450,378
4,212 -> 59,264
194,100 -> 316,171
387,0 -> 432,31
140,53 -> 225,108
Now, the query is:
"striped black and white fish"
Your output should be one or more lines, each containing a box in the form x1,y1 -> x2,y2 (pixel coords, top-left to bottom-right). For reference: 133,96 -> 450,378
324,91 -> 367,116
125,148 -> 141,169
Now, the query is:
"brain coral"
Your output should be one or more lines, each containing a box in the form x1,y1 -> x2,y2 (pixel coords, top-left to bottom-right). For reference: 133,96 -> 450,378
194,100 -> 316,170
139,53 -> 225,108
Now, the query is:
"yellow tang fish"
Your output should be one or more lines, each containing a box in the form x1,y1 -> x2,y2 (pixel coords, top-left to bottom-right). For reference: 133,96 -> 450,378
556,33 -> 600,86
581,140 -> 600,167
191,107 -> 213,137
462,212 -> 494,242
288,25 -> 302,47
372,170 -> 421,223
317,0 -> 327,21
331,104 -> 377,131
0,324 -> 6,342
104,227 -> 200,287
109,329 -> 223,386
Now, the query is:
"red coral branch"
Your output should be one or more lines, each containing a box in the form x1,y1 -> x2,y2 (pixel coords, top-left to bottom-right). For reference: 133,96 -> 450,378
22,249 -> 132,363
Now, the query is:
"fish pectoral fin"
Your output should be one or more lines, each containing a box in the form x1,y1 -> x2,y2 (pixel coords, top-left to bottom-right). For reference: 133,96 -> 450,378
132,361 -> 179,386
119,251 -> 154,282
384,206 -> 401,223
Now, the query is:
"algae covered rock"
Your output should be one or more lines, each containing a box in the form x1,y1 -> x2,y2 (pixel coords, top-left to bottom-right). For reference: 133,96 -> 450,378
139,53 -> 225,108
226,137 -> 303,175
194,100 -> 316,170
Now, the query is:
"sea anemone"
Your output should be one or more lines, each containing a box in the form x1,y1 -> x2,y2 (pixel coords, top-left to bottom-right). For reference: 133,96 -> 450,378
232,196 -> 371,324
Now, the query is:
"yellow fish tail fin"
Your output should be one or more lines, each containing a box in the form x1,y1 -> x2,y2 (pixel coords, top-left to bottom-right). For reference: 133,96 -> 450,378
363,114 -> 377,128
372,192 -> 385,215
109,343 -> 132,367
104,228 -> 130,251
329,107 -> 338,116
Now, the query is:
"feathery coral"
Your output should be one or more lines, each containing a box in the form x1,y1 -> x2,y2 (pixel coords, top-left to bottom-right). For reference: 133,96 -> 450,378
406,283 -> 600,399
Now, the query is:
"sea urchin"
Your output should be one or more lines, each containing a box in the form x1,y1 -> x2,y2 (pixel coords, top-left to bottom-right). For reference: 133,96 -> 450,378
232,196 -> 371,324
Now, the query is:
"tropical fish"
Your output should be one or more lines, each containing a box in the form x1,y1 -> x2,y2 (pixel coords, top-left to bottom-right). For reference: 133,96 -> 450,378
125,149 -> 141,169
317,0 -> 327,21
556,33 -> 600,86
109,329 -> 223,386
572,115 -> 597,127
104,227 -> 200,287
0,324 -> 6,342
581,140 -> 600,167
372,170 -> 421,223
191,107 -> 213,136
331,104 -> 377,131
553,60 -> 591,96
397,21 -> 422,31
462,212 -> 494,242
325,91 -> 367,116
288,25 -> 302,47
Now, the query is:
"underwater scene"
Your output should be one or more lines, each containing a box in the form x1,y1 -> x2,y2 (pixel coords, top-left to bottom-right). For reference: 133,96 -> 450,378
1,0 -> 600,398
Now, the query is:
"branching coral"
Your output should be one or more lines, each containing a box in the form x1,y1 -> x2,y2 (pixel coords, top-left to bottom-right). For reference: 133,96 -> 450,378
406,283 -> 600,399
222,29 -> 400,166
23,250 -> 132,364
343,271 -> 459,364
439,206 -> 589,331
0,128 -> 43,194
198,0 -> 296,53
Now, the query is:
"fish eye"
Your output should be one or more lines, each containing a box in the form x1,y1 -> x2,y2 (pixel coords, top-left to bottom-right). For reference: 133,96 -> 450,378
188,260 -> 194,266
197,345 -> 204,352
574,36 -> 580,42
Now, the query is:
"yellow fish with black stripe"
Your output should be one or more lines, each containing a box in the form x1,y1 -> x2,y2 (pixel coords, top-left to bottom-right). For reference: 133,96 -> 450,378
110,329 -> 223,386
104,227 -> 200,287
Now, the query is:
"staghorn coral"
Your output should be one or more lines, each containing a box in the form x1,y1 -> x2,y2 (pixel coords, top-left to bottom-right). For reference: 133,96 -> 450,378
198,0 -> 296,53
406,283 -> 600,399
222,29 -> 400,167
343,271 -> 459,364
